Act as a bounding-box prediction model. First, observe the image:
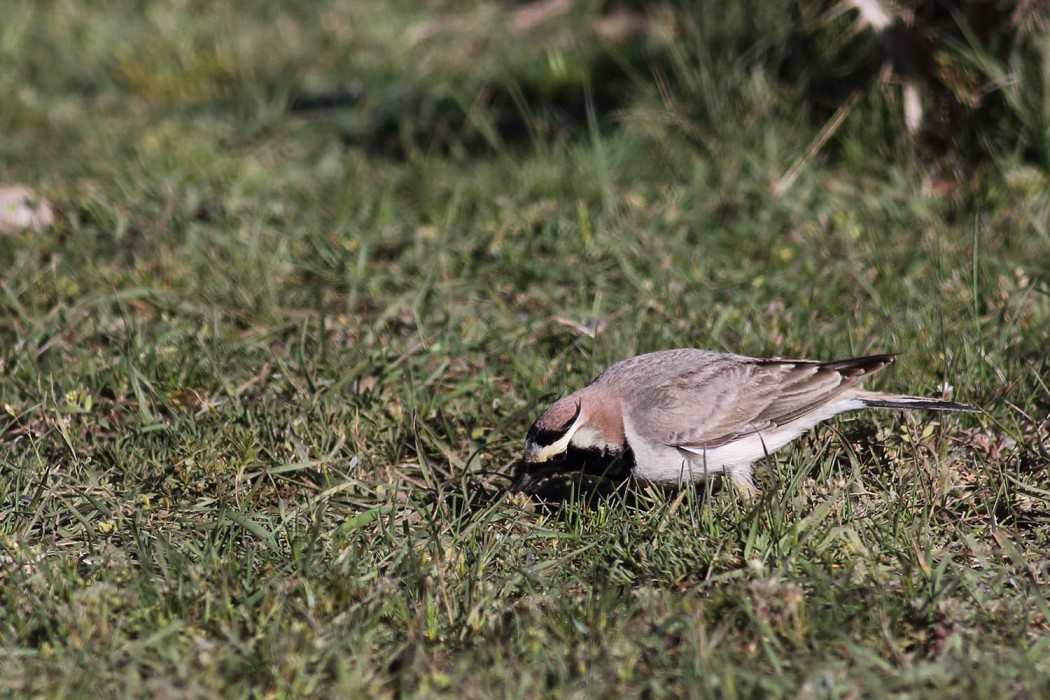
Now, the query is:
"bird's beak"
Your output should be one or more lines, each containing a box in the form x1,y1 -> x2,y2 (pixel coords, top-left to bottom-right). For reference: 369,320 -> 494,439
509,469 -> 537,494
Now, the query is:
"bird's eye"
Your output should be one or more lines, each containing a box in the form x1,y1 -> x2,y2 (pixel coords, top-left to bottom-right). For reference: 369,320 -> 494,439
550,451 -> 567,463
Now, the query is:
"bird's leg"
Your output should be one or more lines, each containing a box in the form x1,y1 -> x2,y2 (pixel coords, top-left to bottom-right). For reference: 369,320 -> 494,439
728,467 -> 758,501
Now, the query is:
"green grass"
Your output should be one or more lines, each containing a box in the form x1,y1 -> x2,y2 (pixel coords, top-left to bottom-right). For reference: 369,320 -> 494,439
2,1 -> 1049,697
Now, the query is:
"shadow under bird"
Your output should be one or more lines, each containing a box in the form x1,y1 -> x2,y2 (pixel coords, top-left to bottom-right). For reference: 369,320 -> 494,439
512,349 -> 978,498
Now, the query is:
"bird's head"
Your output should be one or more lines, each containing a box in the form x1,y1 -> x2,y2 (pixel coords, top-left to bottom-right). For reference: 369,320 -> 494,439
512,390 -> 626,493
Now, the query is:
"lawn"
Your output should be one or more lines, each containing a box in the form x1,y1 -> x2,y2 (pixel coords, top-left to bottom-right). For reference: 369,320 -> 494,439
1,1 -> 1048,697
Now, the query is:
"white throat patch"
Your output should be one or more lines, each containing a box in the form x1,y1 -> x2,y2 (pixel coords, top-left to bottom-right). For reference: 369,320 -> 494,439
525,427 -> 576,462
524,421 -> 618,464
569,425 -> 607,450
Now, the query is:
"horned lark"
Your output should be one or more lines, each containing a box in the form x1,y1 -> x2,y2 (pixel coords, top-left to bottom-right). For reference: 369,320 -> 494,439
512,349 -> 976,497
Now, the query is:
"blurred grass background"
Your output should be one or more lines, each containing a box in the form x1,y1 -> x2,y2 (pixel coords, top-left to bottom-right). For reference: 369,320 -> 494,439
1,1 -> 1049,696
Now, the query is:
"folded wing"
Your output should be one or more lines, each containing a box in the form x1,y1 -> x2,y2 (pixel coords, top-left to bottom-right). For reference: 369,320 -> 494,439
628,354 -> 895,450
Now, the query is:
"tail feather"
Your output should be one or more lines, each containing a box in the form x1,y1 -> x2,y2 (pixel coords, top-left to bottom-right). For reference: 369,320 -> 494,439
856,392 -> 979,413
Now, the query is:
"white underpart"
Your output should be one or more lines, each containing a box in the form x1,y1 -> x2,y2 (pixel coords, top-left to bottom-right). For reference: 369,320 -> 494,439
625,397 -> 866,486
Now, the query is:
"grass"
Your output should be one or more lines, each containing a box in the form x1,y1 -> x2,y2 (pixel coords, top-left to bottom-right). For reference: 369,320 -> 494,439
1,1 -> 1049,697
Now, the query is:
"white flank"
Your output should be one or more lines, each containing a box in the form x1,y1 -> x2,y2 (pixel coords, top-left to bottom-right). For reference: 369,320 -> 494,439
625,398 -> 865,485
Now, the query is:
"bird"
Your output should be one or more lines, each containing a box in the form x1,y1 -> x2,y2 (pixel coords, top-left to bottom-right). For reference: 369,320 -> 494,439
511,349 -> 977,498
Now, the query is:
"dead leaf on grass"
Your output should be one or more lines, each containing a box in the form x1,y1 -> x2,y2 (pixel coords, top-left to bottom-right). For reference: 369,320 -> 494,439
0,185 -> 54,234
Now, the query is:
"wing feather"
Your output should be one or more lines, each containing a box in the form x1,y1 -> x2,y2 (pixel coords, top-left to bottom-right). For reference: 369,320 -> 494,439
624,354 -> 893,450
